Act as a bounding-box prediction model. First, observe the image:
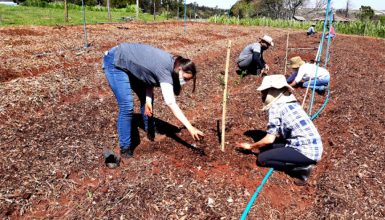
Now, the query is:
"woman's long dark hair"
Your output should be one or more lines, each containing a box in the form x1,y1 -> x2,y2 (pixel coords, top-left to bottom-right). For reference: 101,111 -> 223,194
172,56 -> 197,96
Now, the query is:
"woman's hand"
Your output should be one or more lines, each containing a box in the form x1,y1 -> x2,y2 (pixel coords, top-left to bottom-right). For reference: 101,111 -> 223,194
144,102 -> 153,117
188,127 -> 204,141
236,142 -> 252,150
264,64 -> 270,72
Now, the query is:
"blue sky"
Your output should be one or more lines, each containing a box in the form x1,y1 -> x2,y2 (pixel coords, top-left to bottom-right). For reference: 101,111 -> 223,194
187,0 -> 385,10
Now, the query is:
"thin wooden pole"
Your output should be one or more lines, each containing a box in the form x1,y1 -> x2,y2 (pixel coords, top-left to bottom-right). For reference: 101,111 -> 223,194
221,40 -> 232,152
284,32 -> 290,76
107,0 -> 111,21
288,47 -> 318,50
64,0 -> 68,22
301,82 -> 312,108
302,43 -> 322,108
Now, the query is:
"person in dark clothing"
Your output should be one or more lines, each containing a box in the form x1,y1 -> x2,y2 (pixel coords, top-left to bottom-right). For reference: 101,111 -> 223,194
103,43 -> 204,158
236,35 -> 274,76
236,75 -> 323,185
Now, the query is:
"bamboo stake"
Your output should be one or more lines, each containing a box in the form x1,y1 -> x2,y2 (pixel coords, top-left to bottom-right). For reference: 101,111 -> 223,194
288,47 -> 318,50
221,40 -> 232,152
301,81 -> 312,108
284,32 -> 290,76
302,43 -> 322,108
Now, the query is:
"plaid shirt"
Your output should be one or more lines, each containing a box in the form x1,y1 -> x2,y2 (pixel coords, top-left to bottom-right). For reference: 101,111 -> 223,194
267,102 -> 323,161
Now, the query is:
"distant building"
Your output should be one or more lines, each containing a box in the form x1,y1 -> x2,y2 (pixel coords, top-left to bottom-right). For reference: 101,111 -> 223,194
293,15 -> 306,22
374,10 -> 385,16
311,14 -> 353,23
0,0 -> 18,6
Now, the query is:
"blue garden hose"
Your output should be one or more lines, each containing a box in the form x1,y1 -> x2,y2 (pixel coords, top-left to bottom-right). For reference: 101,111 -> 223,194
240,168 -> 274,220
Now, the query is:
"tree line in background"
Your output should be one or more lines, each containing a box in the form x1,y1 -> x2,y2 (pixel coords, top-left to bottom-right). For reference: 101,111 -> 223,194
12,0 -> 226,18
230,0 -> 385,24
230,0 -> 308,19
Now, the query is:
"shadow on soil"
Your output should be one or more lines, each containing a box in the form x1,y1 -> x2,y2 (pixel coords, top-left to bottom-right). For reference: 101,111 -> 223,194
132,113 -> 206,156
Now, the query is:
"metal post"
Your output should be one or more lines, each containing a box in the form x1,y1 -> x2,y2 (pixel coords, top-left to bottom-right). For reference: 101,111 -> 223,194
107,0 -> 111,21
81,0 -> 88,48
136,0 -> 139,20
184,0 -> 187,32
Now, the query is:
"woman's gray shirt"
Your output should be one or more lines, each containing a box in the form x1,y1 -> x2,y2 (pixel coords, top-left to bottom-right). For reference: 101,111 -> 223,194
113,43 -> 174,86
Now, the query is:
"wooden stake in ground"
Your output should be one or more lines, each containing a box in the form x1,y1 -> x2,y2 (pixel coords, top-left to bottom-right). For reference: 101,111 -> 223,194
221,40 -> 232,152
284,32 -> 290,76
64,0 -> 68,22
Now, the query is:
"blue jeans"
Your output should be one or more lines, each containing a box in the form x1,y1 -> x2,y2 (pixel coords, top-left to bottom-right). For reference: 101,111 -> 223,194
103,47 -> 154,150
302,75 -> 330,91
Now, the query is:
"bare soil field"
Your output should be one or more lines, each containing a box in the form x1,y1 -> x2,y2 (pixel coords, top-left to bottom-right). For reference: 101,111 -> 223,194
0,21 -> 384,219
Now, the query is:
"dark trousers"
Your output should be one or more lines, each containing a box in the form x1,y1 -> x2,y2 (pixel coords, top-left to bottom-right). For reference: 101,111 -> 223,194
257,144 -> 316,171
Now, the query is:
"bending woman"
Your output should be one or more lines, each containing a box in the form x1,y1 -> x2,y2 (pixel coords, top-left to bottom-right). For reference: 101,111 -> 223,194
103,43 -> 204,158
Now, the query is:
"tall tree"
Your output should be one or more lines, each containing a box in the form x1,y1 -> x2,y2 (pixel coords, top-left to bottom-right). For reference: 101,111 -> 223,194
284,0 -> 306,19
359,5 -> 374,21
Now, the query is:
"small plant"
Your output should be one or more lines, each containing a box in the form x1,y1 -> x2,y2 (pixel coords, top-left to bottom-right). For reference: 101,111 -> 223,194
218,75 -> 225,87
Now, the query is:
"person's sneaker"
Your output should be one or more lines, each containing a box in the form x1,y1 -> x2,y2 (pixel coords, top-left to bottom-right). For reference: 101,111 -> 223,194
236,69 -> 247,76
120,148 -> 133,158
147,132 -> 155,142
103,149 -> 120,168
316,86 -> 326,95
291,165 -> 314,186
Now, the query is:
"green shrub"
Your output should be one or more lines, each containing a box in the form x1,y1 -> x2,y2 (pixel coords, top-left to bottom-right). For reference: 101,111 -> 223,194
209,16 -> 385,38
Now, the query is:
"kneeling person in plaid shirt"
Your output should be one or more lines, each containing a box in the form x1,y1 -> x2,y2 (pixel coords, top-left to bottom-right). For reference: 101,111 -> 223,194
237,75 -> 323,185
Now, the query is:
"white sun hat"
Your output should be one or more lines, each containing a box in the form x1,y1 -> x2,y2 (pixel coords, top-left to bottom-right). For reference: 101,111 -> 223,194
257,74 -> 293,91
260,35 -> 274,47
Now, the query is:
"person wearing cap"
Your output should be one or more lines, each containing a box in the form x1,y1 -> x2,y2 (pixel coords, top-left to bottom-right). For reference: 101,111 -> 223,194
307,24 -> 316,36
287,56 -> 330,93
236,35 -> 274,75
236,74 -> 323,185
103,43 -> 204,158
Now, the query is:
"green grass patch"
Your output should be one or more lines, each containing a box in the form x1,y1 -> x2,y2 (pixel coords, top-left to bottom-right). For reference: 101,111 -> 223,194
0,4 -> 166,26
209,15 -> 385,38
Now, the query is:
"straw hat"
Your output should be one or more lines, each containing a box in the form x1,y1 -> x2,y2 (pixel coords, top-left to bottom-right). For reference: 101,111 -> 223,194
257,74 -> 293,91
260,35 -> 274,46
288,56 -> 305,69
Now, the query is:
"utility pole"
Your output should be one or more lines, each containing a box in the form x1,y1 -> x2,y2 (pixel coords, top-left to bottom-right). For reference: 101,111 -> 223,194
136,0 -> 139,19
107,0 -> 111,21
153,0 -> 156,21
64,0 -> 68,22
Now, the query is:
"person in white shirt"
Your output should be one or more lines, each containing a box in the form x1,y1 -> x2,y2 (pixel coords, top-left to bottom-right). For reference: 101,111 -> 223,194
287,56 -> 330,93
307,24 -> 316,36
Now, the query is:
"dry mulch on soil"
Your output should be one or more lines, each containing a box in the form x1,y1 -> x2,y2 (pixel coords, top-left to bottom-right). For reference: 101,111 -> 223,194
0,22 -> 384,219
